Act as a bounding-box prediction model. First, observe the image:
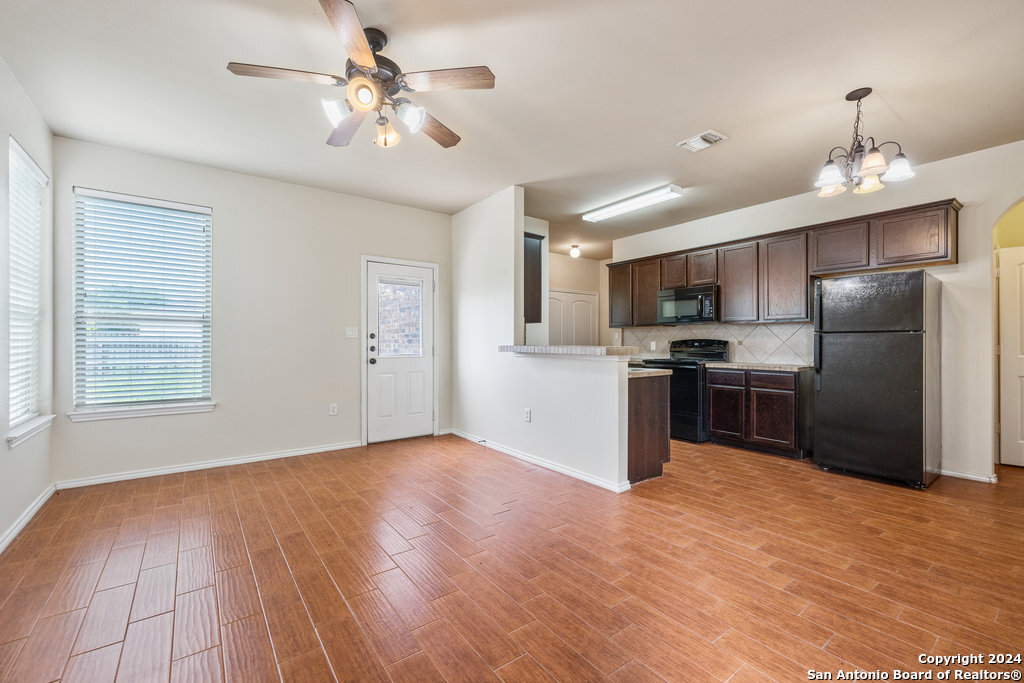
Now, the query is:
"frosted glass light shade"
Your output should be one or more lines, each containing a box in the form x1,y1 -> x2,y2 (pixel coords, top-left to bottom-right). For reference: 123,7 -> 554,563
817,183 -> 847,198
814,161 -> 845,188
881,153 -> 915,182
858,147 -> 890,177
396,101 -> 426,133
321,98 -> 350,128
569,245 -> 581,258
852,174 -> 884,194
374,121 -> 400,148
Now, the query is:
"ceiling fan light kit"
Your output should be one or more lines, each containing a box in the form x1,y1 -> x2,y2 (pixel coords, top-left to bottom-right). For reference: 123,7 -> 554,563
227,0 -> 494,150
582,184 -> 685,222
814,87 -> 915,198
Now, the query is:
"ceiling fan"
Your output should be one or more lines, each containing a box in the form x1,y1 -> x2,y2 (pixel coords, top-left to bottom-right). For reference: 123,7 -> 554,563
227,0 -> 495,149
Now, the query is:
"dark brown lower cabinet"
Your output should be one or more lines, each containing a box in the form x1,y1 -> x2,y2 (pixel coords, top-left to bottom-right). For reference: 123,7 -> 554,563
706,368 -> 812,458
628,374 -> 670,483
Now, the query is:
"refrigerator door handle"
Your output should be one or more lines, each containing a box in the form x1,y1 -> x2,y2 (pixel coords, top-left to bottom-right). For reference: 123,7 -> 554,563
814,279 -> 823,332
814,334 -> 821,391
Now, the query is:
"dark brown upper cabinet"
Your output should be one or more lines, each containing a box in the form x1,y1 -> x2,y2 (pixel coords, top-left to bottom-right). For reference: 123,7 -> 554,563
760,233 -> 809,321
609,258 -> 662,327
608,263 -> 632,328
660,253 -> 688,289
631,259 -> 662,326
717,242 -> 759,323
523,232 -> 545,324
688,248 -> 718,285
809,221 -> 870,274
808,200 -> 959,275
873,204 -> 954,266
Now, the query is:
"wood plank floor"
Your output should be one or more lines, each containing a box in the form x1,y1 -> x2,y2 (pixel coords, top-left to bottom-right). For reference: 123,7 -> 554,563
0,435 -> 1022,682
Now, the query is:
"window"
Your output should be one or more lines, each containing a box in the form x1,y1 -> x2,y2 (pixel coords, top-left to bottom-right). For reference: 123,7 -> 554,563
9,138 -> 48,429
377,280 -> 423,357
73,188 -> 212,412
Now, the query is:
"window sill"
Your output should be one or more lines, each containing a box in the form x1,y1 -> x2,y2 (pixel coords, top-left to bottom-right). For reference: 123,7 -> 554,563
67,401 -> 217,422
7,414 -> 56,449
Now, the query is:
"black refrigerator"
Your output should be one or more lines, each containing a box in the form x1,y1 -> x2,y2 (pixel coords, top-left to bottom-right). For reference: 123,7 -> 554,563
813,270 -> 941,488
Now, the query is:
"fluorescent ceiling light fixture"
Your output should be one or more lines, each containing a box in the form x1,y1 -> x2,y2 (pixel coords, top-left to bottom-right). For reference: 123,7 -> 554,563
582,184 -> 684,222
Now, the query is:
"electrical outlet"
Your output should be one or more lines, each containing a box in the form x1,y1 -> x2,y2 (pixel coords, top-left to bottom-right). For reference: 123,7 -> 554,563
524,408 -> 532,423
329,402 -> 338,416
650,341 -> 657,351
345,327 -> 358,338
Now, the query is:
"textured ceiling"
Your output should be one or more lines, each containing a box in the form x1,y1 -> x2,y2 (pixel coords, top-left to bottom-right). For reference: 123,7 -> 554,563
2,0 -> 1023,258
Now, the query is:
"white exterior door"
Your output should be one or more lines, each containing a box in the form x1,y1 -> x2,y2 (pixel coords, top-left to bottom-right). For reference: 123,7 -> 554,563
367,261 -> 435,443
548,289 -> 598,345
999,247 -> 1024,465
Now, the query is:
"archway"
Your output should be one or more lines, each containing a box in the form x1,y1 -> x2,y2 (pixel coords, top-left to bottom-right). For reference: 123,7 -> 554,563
993,198 -> 1024,466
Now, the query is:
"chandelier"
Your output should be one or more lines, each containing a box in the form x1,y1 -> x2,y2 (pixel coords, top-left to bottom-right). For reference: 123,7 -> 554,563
814,87 -> 915,197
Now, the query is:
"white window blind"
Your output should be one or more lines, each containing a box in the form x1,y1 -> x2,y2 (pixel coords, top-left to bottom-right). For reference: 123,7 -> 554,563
9,138 -> 48,429
73,188 -> 212,409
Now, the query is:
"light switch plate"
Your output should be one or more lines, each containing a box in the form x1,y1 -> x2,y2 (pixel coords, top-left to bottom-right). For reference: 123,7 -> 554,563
345,326 -> 358,338
650,341 -> 657,351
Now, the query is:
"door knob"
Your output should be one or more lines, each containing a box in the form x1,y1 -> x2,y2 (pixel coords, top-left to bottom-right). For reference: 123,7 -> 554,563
369,358 -> 377,365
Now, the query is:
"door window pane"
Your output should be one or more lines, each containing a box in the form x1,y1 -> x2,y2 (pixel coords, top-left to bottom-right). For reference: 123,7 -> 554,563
378,280 -> 422,356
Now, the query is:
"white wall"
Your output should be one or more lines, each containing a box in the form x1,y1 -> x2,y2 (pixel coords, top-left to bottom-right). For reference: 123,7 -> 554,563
549,253 -> 599,293
51,138 -> 452,484
0,57 -> 53,542
614,140 -> 1024,481
524,216 -> 549,346
452,187 -> 629,491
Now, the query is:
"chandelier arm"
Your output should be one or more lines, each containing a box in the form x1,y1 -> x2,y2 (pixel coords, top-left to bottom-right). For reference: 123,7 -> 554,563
828,147 -> 850,163
876,140 -> 903,154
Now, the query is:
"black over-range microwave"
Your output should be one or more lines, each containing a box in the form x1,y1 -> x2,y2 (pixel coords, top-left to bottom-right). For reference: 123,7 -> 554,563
656,285 -> 718,324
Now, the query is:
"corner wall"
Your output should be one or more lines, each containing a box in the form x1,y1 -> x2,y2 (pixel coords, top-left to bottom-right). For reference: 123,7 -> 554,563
452,187 -> 629,491
614,140 -> 1024,481
51,138 -> 453,484
0,57 -> 54,544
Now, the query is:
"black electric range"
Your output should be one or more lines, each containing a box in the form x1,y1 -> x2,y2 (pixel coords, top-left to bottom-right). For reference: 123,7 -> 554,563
642,339 -> 729,443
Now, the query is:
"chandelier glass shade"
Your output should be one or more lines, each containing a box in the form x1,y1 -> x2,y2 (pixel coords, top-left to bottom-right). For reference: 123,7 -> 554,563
815,88 -> 915,198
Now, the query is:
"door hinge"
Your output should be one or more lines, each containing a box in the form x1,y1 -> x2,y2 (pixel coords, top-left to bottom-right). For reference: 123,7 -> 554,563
433,280 -> 436,292
995,267 -> 1001,277
995,422 -> 1001,434
996,345 -> 1001,355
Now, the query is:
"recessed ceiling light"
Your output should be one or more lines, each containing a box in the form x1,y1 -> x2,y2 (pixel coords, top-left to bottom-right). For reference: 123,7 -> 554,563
676,129 -> 728,152
582,185 -> 685,222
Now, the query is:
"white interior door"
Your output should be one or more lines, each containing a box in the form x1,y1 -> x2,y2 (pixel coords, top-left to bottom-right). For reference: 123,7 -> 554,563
367,261 -> 435,443
549,289 -> 598,345
999,247 -> 1024,466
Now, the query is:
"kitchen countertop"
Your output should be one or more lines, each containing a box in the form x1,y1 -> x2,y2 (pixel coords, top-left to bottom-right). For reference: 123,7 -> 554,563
704,361 -> 812,372
498,345 -> 639,356
628,368 -> 672,378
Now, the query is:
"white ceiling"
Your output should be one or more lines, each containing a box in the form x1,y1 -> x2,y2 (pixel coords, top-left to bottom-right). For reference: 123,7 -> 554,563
3,0 -> 1023,259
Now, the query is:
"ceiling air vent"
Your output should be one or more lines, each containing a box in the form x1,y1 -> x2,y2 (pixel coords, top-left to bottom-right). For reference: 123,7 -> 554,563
676,129 -> 728,152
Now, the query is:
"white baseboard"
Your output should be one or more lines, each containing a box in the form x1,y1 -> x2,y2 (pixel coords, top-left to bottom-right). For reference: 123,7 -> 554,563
0,483 -> 56,554
55,441 -> 363,490
940,468 -> 998,484
451,429 -> 630,493
437,428 -> 454,436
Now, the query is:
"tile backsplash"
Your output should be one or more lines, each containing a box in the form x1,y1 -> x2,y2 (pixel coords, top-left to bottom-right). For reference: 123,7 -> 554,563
622,322 -> 813,365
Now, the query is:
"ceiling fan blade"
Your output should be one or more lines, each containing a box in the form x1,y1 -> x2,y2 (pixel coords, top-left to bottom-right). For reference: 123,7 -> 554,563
227,62 -> 347,87
326,110 -> 368,147
319,0 -> 376,70
420,113 -> 461,148
400,66 -> 494,92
